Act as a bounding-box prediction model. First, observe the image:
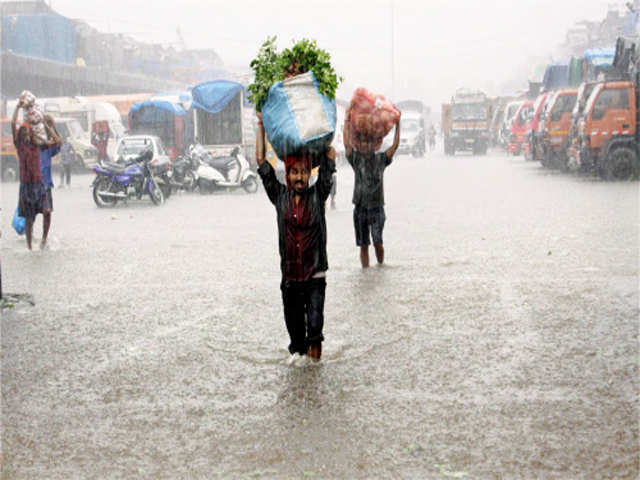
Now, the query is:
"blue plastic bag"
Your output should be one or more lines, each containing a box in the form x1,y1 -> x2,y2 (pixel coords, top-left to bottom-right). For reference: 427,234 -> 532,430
262,71 -> 337,160
12,207 -> 25,235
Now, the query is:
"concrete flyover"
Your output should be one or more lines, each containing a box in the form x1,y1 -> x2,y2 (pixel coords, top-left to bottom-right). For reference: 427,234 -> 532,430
1,51 -> 186,98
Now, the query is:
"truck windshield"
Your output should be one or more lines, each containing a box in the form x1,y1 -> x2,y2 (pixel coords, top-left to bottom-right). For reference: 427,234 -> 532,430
550,94 -> 577,122
453,103 -> 487,120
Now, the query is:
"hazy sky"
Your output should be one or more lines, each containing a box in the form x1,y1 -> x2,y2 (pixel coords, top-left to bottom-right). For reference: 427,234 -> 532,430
46,0 -> 614,109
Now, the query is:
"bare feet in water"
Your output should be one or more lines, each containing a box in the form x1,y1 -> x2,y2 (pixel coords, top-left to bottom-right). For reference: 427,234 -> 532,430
307,344 -> 321,362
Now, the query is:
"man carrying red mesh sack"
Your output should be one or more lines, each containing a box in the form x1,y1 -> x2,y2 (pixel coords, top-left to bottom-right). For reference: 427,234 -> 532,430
344,89 -> 401,268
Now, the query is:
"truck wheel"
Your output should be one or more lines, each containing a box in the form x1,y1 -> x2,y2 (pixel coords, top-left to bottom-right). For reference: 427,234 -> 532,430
602,147 -> 638,181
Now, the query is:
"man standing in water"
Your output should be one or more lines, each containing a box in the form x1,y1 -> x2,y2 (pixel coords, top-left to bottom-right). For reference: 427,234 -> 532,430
255,112 -> 336,362
344,108 -> 400,268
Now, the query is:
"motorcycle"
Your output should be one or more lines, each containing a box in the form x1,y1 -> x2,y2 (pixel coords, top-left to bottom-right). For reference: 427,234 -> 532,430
191,144 -> 259,194
91,147 -> 165,207
167,152 -> 198,192
150,158 -> 173,199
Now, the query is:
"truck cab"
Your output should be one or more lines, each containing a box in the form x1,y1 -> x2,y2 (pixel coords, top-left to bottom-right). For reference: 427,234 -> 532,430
500,101 -> 523,148
443,89 -> 491,156
566,82 -> 598,170
540,88 -> 578,169
508,100 -> 533,156
523,93 -> 548,161
578,80 -> 638,180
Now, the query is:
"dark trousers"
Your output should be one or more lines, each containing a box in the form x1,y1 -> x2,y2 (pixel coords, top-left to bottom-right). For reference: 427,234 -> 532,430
280,277 -> 326,355
59,164 -> 71,186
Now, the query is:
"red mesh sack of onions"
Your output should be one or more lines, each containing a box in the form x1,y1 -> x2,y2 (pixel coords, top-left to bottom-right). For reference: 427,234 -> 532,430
348,88 -> 400,152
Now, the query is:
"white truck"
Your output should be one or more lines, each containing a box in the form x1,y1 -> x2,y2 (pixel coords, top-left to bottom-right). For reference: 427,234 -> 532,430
396,100 -> 427,157
191,81 -> 254,161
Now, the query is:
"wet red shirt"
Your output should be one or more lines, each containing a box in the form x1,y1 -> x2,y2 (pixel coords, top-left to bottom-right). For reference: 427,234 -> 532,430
284,194 -> 317,281
14,135 -> 42,183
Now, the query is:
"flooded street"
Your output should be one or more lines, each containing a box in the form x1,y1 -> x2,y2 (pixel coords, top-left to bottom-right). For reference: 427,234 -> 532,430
2,150 -> 638,479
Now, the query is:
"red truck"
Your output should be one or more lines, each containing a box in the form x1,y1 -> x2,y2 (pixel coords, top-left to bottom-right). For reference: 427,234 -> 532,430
523,93 -> 549,161
508,101 -> 533,155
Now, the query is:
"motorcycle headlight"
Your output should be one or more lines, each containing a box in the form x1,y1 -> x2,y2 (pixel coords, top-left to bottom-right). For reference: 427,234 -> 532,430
166,170 -> 173,178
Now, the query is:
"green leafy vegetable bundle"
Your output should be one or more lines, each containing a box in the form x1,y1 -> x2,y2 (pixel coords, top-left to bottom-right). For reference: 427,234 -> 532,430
248,36 -> 342,111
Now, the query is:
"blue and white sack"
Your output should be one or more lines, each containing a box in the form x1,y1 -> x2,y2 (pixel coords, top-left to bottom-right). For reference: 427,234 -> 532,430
12,207 -> 25,235
262,71 -> 337,160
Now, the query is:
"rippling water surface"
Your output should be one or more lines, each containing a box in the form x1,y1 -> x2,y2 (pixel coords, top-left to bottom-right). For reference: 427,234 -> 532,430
2,151 -> 638,479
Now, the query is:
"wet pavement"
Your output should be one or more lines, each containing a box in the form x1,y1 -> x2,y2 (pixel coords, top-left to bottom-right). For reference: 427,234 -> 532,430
2,149 -> 638,479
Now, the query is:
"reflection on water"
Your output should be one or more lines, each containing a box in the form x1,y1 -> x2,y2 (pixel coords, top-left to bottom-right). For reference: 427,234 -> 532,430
2,155 -> 639,479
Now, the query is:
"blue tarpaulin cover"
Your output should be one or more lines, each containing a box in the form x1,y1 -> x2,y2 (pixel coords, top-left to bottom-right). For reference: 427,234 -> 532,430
584,48 -> 615,66
129,100 -> 188,117
191,80 -> 245,114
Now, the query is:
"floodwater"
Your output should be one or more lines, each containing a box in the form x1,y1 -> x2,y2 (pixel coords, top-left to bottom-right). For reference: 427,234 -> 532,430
2,149 -> 638,479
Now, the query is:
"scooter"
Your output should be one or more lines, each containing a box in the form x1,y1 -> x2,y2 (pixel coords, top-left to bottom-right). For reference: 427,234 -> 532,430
92,147 -> 165,207
192,144 -> 258,194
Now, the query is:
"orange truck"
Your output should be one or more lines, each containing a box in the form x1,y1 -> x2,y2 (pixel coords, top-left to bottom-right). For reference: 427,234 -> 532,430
569,37 -> 640,180
574,80 -> 639,179
539,88 -> 578,169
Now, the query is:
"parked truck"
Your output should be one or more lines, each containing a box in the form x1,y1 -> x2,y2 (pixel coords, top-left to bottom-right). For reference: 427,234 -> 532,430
191,80 -> 254,160
508,100 -> 534,156
129,93 -> 194,160
539,88 -> 578,169
442,88 -> 491,155
571,37 -> 640,180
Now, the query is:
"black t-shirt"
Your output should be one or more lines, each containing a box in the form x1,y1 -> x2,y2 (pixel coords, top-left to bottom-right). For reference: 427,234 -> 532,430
347,151 -> 392,208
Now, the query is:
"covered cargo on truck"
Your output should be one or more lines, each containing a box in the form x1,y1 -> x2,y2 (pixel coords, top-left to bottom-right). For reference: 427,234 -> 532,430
191,80 -> 252,156
128,93 -> 194,159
